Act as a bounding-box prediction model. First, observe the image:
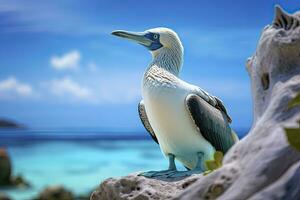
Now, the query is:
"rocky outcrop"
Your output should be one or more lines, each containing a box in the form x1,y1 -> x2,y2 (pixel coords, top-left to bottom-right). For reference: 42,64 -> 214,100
91,5 -> 300,200
0,148 -> 30,188
34,185 -> 74,200
0,149 -> 12,185
0,119 -> 24,129
90,173 -> 200,200
0,193 -> 11,200
33,185 -> 92,200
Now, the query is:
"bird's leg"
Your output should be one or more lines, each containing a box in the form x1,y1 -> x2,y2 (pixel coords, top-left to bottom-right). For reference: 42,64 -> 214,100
191,152 -> 205,172
139,154 -> 177,178
165,152 -> 205,178
167,153 -> 177,171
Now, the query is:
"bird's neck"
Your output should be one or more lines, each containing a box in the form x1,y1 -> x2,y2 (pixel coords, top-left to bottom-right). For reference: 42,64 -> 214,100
148,47 -> 183,76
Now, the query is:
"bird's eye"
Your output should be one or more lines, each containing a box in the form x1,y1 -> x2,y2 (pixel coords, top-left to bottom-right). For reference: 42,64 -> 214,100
153,34 -> 158,39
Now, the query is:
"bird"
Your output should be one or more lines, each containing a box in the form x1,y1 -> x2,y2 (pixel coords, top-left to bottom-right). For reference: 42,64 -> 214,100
112,27 -> 239,178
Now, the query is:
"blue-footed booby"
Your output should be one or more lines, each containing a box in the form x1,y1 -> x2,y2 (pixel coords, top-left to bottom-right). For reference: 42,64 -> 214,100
112,28 -> 238,178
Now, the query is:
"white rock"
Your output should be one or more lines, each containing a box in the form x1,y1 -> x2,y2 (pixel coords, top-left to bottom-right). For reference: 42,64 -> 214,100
90,173 -> 200,200
176,5 -> 300,200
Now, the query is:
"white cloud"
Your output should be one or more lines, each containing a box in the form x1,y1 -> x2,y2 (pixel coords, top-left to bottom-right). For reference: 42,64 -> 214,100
50,77 -> 95,102
0,77 -> 33,98
50,50 -> 80,70
46,66 -> 142,105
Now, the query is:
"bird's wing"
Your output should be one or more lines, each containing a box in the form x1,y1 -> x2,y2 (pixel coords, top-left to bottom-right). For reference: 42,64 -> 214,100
194,87 -> 232,123
214,96 -> 232,123
185,93 -> 236,154
138,100 -> 159,144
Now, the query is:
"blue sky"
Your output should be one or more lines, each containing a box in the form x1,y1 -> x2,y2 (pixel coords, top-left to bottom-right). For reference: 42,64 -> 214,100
0,0 -> 299,130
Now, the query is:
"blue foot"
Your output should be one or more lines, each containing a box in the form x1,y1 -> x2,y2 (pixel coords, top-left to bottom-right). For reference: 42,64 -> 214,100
165,169 -> 203,178
139,152 -> 204,180
139,169 -> 203,179
139,154 -> 178,178
139,169 -> 177,178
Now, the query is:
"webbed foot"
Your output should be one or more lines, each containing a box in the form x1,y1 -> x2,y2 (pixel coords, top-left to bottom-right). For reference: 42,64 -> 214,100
164,169 -> 203,178
139,153 -> 178,178
139,168 -> 203,179
139,169 -> 178,178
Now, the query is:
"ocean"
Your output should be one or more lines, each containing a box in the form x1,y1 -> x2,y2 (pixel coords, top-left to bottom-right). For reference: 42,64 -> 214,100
0,128 -> 248,200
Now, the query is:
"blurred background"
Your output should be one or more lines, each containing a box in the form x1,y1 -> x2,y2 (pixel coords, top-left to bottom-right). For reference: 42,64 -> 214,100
0,0 -> 299,199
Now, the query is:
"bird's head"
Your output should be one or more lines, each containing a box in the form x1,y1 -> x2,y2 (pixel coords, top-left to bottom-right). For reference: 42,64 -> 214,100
111,27 -> 183,52
112,27 -> 183,74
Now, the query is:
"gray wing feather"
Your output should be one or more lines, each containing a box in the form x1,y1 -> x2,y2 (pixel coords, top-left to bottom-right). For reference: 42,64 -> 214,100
185,94 -> 236,154
138,100 -> 159,144
214,96 -> 232,123
194,87 -> 232,123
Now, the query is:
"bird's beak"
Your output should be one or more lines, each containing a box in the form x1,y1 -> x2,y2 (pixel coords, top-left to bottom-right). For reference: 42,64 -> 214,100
111,30 -> 152,47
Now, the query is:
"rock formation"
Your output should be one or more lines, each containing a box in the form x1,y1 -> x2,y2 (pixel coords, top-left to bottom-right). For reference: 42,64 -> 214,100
34,185 -> 74,200
90,173 -> 200,200
91,5 -> 300,200
0,119 -> 24,129
0,149 -> 12,186
0,148 -> 30,188
0,193 -> 11,200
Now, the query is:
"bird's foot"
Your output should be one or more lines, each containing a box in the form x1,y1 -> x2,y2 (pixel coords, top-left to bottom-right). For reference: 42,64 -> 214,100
139,169 -> 203,179
138,169 -> 177,178
164,169 -> 203,178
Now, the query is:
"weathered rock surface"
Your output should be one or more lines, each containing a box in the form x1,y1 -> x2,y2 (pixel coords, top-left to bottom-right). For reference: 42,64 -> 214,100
90,173 -> 200,200
91,6 -> 300,200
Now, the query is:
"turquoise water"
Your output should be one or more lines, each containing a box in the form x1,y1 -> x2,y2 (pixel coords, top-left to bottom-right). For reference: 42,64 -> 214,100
0,137 -> 169,200
0,129 -> 247,200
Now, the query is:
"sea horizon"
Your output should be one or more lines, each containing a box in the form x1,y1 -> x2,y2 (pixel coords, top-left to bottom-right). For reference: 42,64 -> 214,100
0,127 -> 250,145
